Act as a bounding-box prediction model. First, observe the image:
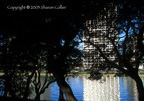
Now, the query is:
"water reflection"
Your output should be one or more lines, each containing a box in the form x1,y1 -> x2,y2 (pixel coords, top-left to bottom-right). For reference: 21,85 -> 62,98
83,77 -> 120,101
119,77 -> 138,101
41,76 -> 139,101
1,76 -> 143,100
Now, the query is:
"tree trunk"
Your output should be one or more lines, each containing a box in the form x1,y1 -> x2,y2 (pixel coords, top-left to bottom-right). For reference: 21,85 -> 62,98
57,79 -> 77,101
53,73 -> 77,101
5,77 -> 17,98
58,89 -> 65,101
4,76 -> 8,97
4,72 -> 17,98
132,74 -> 144,101
23,71 -> 35,100
35,94 -> 40,101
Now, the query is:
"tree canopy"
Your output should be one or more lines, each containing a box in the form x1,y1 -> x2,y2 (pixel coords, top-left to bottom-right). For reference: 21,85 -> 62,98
1,0 -> 144,100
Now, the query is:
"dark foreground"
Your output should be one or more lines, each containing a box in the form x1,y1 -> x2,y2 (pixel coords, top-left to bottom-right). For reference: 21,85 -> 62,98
0,97 -> 34,101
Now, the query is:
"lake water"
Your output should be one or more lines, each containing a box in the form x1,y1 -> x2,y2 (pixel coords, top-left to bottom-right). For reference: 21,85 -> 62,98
37,76 -> 143,101
1,76 -> 144,101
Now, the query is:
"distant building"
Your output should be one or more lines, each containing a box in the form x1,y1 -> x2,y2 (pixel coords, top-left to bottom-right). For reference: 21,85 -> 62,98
83,3 -> 118,70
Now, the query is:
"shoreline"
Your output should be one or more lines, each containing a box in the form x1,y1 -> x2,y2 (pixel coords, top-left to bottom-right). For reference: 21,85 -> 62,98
1,73 -> 144,77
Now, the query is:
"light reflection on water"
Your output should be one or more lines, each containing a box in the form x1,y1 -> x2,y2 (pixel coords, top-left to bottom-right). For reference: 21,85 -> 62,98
1,76 -> 144,101
41,76 -> 139,101
44,76 -> 139,101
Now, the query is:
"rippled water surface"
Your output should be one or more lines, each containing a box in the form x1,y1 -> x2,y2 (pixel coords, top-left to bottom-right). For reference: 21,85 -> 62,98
1,76 -> 144,101
48,77 -> 140,101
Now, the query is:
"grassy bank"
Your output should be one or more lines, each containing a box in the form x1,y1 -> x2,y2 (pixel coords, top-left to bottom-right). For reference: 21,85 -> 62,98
1,72 -> 144,77
68,72 -> 144,77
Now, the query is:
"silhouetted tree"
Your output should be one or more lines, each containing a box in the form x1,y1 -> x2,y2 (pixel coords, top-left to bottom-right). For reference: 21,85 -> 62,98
0,9 -> 83,100
82,1 -> 144,100
2,0 -> 141,100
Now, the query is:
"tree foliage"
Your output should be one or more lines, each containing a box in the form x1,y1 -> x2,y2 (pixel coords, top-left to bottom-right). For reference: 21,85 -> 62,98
1,0 -> 144,100
82,1 -> 144,100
